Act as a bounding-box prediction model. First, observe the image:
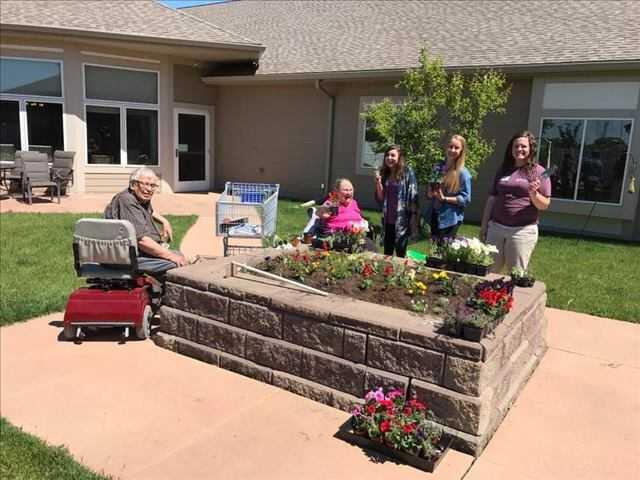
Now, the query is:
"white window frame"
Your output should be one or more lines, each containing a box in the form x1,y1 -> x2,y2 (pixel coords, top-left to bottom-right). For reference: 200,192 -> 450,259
538,116 -> 635,206
82,62 -> 160,167
355,96 -> 404,174
0,56 -> 66,151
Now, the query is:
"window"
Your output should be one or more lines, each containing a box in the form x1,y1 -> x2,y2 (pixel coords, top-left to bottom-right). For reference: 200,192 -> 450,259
357,96 -> 403,170
539,118 -> 633,204
0,57 -> 65,155
0,58 -> 62,97
86,106 -> 121,164
84,64 -> 159,166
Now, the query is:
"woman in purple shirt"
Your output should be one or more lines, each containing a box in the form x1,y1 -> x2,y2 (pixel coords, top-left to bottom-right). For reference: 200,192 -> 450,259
480,130 -> 551,273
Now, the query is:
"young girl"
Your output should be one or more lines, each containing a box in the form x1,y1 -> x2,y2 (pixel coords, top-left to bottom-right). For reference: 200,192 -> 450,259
374,144 -> 419,257
480,130 -> 551,272
426,134 -> 472,242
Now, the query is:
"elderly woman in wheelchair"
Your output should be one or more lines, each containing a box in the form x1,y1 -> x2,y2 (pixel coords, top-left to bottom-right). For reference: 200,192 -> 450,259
302,178 -> 377,252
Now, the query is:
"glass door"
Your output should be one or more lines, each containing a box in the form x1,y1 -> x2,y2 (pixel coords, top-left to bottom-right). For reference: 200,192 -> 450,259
174,108 -> 210,192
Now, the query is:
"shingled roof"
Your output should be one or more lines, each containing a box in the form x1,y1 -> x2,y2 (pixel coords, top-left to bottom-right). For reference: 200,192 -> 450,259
0,0 -> 262,49
187,0 -> 640,76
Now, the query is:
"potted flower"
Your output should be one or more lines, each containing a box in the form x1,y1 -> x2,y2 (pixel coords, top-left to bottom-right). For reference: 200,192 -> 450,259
464,237 -> 498,276
425,242 -> 446,269
459,309 -> 493,342
425,163 -> 445,189
345,387 -> 451,472
511,267 -> 536,287
467,278 -> 514,327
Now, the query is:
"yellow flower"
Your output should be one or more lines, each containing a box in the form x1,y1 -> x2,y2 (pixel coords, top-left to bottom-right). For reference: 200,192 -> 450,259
432,271 -> 449,281
415,281 -> 427,291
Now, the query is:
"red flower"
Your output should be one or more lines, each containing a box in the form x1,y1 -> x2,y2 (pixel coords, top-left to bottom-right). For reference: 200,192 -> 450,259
362,263 -> 374,277
383,264 -> 394,277
403,407 -> 413,415
403,423 -> 416,433
366,405 -> 376,414
380,420 -> 391,433
408,399 -> 426,411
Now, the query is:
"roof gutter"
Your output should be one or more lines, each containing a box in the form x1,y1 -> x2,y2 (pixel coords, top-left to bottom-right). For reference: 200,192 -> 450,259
0,23 -> 266,54
316,79 -> 335,195
202,60 -> 640,84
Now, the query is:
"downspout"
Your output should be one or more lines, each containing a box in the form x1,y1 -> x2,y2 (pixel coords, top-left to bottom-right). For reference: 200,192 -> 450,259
316,79 -> 334,195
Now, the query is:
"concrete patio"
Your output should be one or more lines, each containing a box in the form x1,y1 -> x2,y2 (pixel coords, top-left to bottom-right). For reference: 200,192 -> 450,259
1,193 -> 639,479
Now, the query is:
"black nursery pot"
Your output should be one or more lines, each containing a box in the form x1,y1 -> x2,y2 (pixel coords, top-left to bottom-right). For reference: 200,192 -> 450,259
426,257 -> 446,269
514,277 -> 535,288
462,324 -> 486,342
474,264 -> 491,277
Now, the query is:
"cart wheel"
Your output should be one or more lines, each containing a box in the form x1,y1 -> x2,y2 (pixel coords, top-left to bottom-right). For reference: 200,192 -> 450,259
136,305 -> 152,340
63,324 -> 76,341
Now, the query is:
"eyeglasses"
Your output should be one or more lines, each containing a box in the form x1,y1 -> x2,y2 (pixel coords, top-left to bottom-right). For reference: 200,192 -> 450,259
135,180 -> 159,190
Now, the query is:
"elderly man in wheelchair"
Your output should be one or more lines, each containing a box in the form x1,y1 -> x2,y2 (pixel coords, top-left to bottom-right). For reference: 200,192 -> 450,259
63,168 -> 186,342
302,178 -> 377,252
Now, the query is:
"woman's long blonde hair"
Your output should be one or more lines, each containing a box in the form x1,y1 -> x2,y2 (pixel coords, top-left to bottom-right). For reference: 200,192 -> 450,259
442,134 -> 466,193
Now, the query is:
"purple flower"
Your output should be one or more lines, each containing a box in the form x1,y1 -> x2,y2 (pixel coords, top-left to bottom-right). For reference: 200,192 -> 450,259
352,405 -> 362,417
374,388 -> 385,402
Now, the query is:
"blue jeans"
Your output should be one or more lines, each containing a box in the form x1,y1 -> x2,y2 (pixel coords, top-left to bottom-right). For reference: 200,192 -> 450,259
137,250 -> 182,275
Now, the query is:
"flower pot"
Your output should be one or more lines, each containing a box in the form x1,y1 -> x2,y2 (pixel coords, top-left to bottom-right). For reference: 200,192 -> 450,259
302,233 -> 314,244
473,264 -> 491,276
426,257 -> 445,269
513,277 -> 535,288
462,324 -> 486,342
337,426 -> 452,473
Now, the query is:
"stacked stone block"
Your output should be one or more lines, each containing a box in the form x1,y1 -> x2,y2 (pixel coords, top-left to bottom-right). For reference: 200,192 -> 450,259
154,255 -> 547,455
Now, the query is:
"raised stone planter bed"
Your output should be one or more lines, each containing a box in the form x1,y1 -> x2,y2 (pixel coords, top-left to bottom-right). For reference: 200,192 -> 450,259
154,250 -> 548,456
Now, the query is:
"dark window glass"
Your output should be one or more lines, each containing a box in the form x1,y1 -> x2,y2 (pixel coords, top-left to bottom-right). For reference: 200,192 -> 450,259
178,113 -> 205,182
0,58 -> 62,97
0,100 -> 20,154
577,120 -> 632,203
127,109 -> 158,165
85,66 -> 157,104
86,106 -> 120,164
540,119 -> 584,200
27,102 -> 63,161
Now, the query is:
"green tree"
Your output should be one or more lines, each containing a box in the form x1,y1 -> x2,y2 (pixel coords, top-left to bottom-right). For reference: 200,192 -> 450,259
364,49 -> 511,183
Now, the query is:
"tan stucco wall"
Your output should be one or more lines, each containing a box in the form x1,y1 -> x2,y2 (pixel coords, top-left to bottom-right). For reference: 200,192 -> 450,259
0,34 -> 190,194
215,84 -> 330,199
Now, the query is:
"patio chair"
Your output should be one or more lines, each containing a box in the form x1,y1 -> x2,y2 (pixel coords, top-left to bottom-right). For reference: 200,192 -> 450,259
0,144 -> 16,162
6,151 -> 28,195
52,150 -> 75,195
22,156 -> 60,204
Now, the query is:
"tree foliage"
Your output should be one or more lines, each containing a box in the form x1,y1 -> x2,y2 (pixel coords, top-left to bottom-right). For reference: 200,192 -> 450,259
364,49 -> 511,183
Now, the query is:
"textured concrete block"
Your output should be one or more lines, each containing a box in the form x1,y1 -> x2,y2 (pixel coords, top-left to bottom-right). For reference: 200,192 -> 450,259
367,336 -> 445,384
444,342 -> 505,396
411,379 -> 487,436
283,313 -> 344,355
245,333 -> 303,375
163,282 -> 185,310
176,337 -> 220,366
301,349 -> 365,397
196,316 -> 246,357
343,329 -> 367,364
364,367 -> 409,397
219,351 -> 272,384
229,299 -> 282,338
152,331 -> 176,351
184,286 -> 228,322
330,310 -> 399,340
400,329 -> 483,361
159,306 -> 179,336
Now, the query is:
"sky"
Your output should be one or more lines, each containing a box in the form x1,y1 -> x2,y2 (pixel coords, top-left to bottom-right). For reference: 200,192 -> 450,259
160,0 -> 226,9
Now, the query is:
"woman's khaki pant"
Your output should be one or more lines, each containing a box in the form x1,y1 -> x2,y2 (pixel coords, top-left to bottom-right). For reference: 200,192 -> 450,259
486,221 -> 539,273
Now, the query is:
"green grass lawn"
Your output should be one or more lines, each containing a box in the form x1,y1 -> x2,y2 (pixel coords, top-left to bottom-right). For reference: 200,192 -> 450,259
276,198 -> 640,323
0,417 -> 110,480
0,213 -> 196,326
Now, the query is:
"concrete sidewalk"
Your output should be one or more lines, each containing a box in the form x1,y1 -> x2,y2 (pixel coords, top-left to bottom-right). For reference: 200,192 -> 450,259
1,309 -> 638,480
